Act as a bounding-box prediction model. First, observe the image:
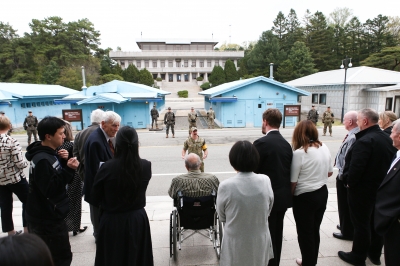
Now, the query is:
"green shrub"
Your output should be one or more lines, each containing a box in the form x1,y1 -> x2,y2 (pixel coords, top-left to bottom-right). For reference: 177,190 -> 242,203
196,76 -> 204,81
177,90 -> 188,98
200,82 -> 211,90
156,77 -> 162,81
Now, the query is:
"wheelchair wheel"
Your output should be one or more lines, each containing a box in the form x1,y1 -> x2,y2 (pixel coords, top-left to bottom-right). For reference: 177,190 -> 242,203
172,210 -> 178,261
169,212 -> 173,258
213,214 -> 223,259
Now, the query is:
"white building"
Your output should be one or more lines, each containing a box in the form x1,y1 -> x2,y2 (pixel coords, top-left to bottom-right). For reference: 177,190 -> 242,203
286,66 -> 400,119
109,39 -> 244,83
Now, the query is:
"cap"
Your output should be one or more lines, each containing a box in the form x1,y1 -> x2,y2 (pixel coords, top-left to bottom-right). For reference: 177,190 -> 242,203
210,106 -> 213,109
311,105 -> 315,107
191,107 -> 194,110
168,107 -> 171,110
327,106 -> 331,108
28,110 -> 32,113
153,104 -> 156,107
0,111 -> 4,114
191,127 -> 198,131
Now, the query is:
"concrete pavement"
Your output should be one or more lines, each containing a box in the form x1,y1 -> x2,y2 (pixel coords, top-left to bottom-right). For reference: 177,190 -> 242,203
1,188 -> 384,266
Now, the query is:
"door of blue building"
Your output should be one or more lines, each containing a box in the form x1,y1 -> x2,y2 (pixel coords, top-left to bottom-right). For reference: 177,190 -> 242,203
123,103 -> 147,129
223,101 -> 246,127
253,102 -> 265,127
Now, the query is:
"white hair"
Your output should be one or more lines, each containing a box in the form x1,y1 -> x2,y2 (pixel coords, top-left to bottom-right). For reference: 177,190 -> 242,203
90,109 -> 105,124
392,118 -> 400,133
103,111 -> 121,124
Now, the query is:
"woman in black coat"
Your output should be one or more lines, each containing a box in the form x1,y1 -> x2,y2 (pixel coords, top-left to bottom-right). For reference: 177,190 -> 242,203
378,111 -> 397,135
92,126 -> 153,266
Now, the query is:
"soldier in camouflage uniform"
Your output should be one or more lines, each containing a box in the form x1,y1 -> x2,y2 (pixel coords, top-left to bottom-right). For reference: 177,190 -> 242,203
150,105 -> 159,129
164,107 -> 175,138
322,106 -> 334,136
23,110 -> 38,144
307,105 -> 319,125
181,127 -> 208,172
207,107 -> 215,129
188,107 -> 197,136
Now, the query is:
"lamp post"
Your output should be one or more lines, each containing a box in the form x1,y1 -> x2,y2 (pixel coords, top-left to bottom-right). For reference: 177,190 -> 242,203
340,56 -> 352,124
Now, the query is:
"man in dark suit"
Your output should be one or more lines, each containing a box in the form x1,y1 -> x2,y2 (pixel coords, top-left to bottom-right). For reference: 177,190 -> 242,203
73,109 -> 104,181
254,108 -> 293,266
84,111 -> 121,241
339,108 -> 396,266
374,119 -> 400,266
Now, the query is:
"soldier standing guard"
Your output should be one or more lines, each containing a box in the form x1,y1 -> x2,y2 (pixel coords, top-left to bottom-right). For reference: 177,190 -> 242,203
307,105 -> 319,125
164,107 -> 175,138
181,127 -> 208,172
150,105 -> 159,129
322,106 -> 334,136
188,107 -> 197,136
23,110 -> 38,145
207,107 -> 215,129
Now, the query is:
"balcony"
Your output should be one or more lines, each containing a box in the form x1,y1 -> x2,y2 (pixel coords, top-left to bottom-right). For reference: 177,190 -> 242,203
110,50 -> 244,60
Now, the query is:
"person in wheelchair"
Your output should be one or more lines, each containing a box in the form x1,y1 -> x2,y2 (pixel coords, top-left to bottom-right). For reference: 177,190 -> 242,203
168,153 -> 219,199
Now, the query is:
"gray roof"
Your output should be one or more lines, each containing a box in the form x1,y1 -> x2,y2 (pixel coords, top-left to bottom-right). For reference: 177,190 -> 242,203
286,66 -> 400,87
199,76 -> 310,98
364,84 -> 400,92
136,38 -> 218,46
0,83 -> 77,100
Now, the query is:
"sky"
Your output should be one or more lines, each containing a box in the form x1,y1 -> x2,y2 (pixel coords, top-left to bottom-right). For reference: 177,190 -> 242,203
1,0 -> 399,51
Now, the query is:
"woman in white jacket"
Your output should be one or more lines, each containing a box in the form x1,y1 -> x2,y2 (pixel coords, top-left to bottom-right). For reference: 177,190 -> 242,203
217,140 -> 274,266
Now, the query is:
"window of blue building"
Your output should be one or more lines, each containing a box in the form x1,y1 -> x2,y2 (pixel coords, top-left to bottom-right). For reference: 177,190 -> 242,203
21,103 -> 26,108
32,102 -> 36,107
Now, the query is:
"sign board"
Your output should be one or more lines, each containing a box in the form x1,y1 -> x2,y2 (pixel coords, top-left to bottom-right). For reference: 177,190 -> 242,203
283,105 -> 301,128
62,109 -> 84,130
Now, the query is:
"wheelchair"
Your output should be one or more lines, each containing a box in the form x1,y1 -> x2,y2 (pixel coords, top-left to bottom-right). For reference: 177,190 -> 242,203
169,190 -> 223,261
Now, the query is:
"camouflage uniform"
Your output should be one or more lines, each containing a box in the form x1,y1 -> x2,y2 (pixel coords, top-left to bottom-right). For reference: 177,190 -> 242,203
307,109 -> 319,125
207,109 -> 215,129
23,115 -> 38,144
188,111 -> 197,135
164,111 -> 175,137
183,136 -> 207,172
150,107 -> 159,129
322,110 -> 334,136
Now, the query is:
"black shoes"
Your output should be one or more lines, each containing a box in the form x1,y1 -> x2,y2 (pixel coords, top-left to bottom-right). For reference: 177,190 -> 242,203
367,254 -> 381,265
333,232 -> 353,240
338,251 -> 366,266
337,224 -> 341,230
73,226 -> 88,236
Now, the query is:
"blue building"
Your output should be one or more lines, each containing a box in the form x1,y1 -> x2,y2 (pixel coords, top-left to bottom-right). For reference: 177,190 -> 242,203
0,83 -> 77,128
58,80 -> 171,129
198,76 -> 310,127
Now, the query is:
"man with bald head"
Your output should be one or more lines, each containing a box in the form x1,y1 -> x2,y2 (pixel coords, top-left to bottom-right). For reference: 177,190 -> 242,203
168,153 -> 219,199
333,111 -> 359,241
339,108 -> 396,265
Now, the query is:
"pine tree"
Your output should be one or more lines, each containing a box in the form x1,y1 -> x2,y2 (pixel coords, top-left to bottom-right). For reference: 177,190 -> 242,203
272,11 -> 288,47
138,68 -> 154,86
123,64 -> 140,83
224,59 -> 239,82
288,41 -> 317,78
209,66 -> 226,86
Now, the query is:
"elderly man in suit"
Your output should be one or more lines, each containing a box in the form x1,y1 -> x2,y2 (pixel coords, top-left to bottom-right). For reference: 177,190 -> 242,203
333,111 -> 359,240
253,108 -> 293,266
374,119 -> 400,266
73,109 -> 104,182
339,108 -> 396,266
84,111 -> 121,241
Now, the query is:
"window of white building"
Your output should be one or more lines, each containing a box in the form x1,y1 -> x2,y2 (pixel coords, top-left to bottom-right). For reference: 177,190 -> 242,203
184,60 -> 188,67
161,60 -> 165,67
136,60 -> 141,68
192,60 -> 196,67
200,61 -> 204,67
207,60 -> 211,67
152,61 -> 157,68
168,60 -> 173,67
145,61 -> 149,68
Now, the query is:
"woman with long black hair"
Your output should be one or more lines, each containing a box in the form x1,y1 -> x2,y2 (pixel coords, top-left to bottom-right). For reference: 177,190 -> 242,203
92,126 -> 153,266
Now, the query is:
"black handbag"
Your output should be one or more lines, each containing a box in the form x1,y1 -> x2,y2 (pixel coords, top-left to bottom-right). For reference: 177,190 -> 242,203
47,196 -> 70,219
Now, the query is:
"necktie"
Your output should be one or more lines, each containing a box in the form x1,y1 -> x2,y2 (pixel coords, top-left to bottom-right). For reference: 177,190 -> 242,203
108,139 -> 115,155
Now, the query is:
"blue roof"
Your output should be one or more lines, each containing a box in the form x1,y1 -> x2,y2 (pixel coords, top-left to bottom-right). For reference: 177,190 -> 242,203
0,83 -> 77,100
198,76 -> 310,98
59,80 -> 170,104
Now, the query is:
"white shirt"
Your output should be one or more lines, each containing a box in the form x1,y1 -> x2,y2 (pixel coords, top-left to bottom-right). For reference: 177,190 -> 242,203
290,143 -> 333,196
387,150 -> 400,173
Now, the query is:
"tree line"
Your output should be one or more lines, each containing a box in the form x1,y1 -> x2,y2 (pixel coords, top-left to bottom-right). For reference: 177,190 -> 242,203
1,9 -> 399,90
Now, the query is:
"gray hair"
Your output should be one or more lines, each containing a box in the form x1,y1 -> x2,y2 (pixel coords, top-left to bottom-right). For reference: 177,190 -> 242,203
392,118 -> 400,133
359,108 -> 379,124
185,153 -> 201,170
103,111 -> 122,124
90,109 -> 105,124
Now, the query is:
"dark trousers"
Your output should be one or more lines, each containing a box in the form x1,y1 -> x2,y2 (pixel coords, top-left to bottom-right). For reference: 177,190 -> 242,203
293,185 -> 328,266
90,204 -> 100,239
268,209 -> 287,266
28,220 -> 72,266
336,177 -> 354,237
383,220 -> 400,266
348,189 -> 382,261
0,178 -> 29,232
166,124 -> 174,135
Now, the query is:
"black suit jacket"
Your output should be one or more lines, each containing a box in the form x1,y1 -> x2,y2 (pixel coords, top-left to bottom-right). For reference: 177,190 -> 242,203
254,131 -> 293,212
375,159 -> 400,236
83,127 -> 113,205
342,125 -> 396,199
